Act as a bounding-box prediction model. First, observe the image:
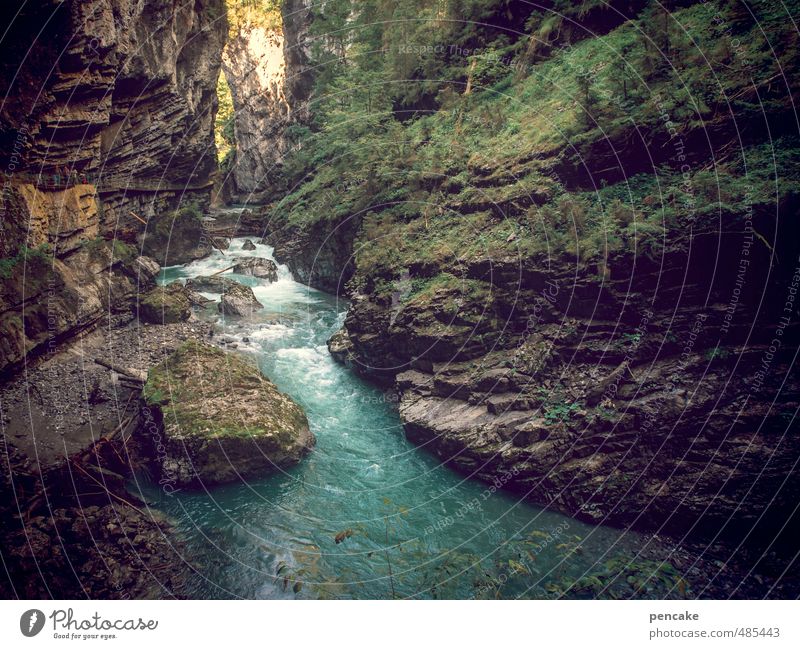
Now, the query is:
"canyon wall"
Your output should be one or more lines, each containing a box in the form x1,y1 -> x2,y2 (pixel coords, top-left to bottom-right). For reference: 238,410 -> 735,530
222,25 -> 290,201
0,0 -> 227,375
263,0 -> 800,552
220,0 -> 313,202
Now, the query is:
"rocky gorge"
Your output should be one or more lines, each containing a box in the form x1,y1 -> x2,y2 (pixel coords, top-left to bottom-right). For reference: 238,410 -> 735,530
259,0 -> 800,590
1,0 -> 798,600
0,0 -> 315,598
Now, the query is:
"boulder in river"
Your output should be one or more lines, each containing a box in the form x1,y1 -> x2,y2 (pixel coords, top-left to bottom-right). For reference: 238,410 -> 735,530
137,282 -> 192,324
218,282 -> 264,317
185,275 -> 238,293
327,327 -> 355,366
232,257 -> 279,282
213,237 -> 231,251
134,256 -> 161,284
141,206 -> 212,265
241,239 -> 257,251
142,340 -> 315,488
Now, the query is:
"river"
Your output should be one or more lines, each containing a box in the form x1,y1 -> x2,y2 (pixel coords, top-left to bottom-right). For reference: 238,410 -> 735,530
151,236 -> 670,599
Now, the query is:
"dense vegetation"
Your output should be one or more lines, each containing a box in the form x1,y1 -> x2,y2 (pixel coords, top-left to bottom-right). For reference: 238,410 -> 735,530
263,0 -> 799,297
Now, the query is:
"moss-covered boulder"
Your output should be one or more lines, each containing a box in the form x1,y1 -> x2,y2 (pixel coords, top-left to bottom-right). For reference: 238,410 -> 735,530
137,282 -> 192,324
141,206 -> 211,266
142,340 -> 315,487
185,275 -> 238,293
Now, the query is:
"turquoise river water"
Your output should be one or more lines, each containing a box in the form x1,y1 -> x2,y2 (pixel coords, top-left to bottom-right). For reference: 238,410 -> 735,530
148,237 -> 660,599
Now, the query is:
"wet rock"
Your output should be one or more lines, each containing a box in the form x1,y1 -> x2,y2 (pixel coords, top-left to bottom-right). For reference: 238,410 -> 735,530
327,327 -> 354,366
218,283 -> 264,317
232,257 -> 278,282
137,282 -> 192,324
142,340 -> 315,487
184,287 -> 213,307
241,239 -> 257,251
185,275 -> 238,293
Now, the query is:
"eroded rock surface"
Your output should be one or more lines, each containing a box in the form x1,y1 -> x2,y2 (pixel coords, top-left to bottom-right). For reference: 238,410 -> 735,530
137,282 -> 194,324
0,0 -> 226,374
218,283 -> 264,317
233,257 -> 279,282
142,340 -> 315,487
322,250 -> 800,547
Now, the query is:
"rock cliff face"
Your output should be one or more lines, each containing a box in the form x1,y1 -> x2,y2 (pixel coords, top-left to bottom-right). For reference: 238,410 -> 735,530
222,26 -> 289,201
267,213 -> 360,294
0,0 -> 226,179
220,0 -> 313,202
280,0 -> 314,118
0,0 -> 227,375
0,0 -> 232,599
301,203 -> 800,550
260,0 -> 800,552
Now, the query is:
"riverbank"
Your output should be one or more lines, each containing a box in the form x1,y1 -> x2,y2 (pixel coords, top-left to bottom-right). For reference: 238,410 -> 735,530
0,314 -> 214,598
146,236 -> 797,599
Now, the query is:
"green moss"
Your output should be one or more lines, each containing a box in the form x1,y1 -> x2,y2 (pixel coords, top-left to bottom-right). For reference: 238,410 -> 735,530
264,0 -> 798,290
79,238 -> 137,263
112,240 -> 137,262
138,284 -> 192,324
0,244 -> 52,280
144,340 -> 308,440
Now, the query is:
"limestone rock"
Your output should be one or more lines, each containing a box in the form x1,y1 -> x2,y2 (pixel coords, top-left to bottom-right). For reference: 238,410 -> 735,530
0,0 -> 226,373
232,257 -> 278,282
220,3 -> 312,202
143,340 -> 315,487
135,256 -> 161,284
218,283 -> 264,317
137,282 -> 192,324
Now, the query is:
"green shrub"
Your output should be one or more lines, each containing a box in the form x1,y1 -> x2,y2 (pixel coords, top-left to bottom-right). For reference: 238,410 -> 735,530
0,244 -> 52,280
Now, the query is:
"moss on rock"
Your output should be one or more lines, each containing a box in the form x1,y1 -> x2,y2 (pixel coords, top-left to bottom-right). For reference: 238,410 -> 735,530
138,282 -> 192,324
142,340 -> 314,487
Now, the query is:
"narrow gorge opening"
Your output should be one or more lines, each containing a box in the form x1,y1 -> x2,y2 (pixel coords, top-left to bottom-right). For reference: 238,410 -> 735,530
214,0 -> 295,204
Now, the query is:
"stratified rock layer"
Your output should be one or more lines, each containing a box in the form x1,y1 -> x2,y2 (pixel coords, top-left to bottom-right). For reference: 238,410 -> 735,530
323,249 -> 800,548
0,0 -> 227,374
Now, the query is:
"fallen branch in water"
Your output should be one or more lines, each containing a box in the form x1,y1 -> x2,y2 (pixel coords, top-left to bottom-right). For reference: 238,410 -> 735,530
210,265 -> 235,276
